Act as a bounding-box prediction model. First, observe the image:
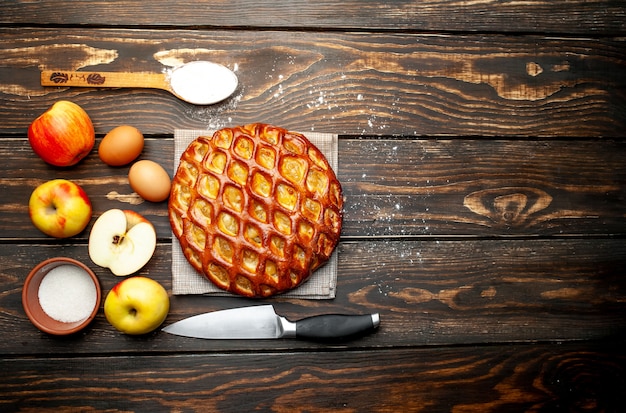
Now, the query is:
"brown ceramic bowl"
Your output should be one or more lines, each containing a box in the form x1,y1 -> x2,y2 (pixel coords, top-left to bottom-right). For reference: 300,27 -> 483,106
22,257 -> 101,335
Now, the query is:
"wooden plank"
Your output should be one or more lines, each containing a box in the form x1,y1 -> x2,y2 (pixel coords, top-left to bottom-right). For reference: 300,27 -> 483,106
1,28 -> 624,136
2,341 -> 625,411
2,137 -> 625,241
2,0 -> 625,35
1,239 -> 624,355
339,138 -> 626,237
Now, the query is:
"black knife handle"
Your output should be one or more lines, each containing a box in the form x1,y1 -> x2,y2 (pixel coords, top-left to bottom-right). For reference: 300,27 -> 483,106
295,313 -> 380,342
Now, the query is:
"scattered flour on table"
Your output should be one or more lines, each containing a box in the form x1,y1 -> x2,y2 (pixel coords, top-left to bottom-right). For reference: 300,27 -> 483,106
183,90 -> 242,131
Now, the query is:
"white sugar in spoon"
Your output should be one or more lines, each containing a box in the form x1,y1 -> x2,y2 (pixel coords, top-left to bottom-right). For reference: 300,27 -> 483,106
41,61 -> 238,105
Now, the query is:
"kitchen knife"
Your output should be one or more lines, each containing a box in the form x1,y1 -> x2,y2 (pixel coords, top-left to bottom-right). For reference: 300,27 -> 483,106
162,305 -> 380,342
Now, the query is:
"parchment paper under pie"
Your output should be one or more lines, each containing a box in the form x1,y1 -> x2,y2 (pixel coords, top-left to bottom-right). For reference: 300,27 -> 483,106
172,129 -> 339,299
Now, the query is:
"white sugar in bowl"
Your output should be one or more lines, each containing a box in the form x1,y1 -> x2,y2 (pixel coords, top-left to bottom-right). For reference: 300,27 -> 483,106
22,257 -> 101,335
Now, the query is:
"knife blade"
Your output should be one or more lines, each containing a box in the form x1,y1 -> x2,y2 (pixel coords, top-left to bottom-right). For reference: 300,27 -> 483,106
162,305 -> 380,342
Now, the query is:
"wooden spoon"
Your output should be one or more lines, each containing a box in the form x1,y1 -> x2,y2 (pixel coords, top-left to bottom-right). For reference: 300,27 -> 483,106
41,61 -> 238,105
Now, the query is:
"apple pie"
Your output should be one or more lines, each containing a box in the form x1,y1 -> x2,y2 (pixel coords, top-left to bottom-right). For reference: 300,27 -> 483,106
169,123 -> 343,297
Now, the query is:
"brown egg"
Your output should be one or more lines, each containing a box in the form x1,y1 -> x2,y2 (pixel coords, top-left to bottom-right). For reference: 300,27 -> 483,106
99,125 -> 144,166
128,160 -> 171,202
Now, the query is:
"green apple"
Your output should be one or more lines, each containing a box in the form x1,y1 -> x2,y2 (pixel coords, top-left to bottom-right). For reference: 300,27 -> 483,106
104,276 -> 169,335
28,179 -> 92,238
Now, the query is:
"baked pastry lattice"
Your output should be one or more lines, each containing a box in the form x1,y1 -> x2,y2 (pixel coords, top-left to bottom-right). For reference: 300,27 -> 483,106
169,123 -> 343,297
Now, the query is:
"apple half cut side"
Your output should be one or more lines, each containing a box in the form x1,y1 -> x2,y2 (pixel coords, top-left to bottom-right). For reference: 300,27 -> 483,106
88,209 -> 157,276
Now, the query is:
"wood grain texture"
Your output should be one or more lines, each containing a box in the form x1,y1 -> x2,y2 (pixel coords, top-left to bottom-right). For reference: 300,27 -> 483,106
2,0 -> 625,35
1,29 -> 624,136
2,137 -> 625,241
1,239 -> 624,355
2,1 -> 625,410
2,342 -> 625,412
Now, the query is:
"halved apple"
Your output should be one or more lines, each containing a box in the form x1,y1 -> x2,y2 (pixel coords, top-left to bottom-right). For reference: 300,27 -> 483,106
88,209 -> 157,276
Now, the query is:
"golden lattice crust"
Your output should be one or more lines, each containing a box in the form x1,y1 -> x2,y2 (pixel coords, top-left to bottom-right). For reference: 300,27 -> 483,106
169,123 -> 343,297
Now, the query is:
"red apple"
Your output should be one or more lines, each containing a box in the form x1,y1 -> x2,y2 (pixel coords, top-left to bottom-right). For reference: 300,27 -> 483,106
28,100 -> 95,166
29,179 -> 92,238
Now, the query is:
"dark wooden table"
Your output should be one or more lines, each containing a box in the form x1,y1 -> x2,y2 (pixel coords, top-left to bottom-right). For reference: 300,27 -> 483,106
2,1 -> 626,411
